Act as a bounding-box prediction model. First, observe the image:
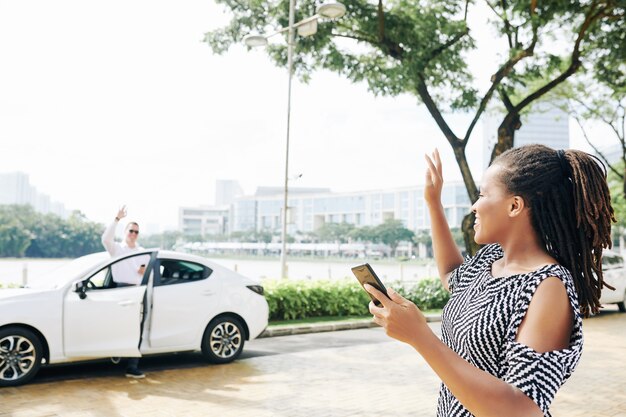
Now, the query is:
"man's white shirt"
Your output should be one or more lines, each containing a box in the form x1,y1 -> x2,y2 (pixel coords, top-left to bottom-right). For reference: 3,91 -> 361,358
101,221 -> 149,285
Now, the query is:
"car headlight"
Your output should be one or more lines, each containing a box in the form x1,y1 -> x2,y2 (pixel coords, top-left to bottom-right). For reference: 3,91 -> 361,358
246,285 -> 264,296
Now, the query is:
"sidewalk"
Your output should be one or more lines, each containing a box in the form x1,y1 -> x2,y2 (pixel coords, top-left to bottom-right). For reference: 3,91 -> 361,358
259,313 -> 442,338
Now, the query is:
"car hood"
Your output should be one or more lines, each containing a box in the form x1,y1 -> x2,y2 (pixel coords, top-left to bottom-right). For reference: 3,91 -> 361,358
0,287 -> 53,301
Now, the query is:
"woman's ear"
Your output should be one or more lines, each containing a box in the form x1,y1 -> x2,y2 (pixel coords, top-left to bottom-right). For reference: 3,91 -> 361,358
509,196 -> 525,217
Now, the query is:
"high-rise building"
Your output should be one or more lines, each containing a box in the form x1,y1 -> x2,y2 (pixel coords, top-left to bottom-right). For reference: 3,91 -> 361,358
482,104 -> 570,168
215,180 -> 243,206
0,172 -> 69,217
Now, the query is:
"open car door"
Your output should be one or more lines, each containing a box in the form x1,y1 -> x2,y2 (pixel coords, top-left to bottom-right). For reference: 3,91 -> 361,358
63,255 -> 150,358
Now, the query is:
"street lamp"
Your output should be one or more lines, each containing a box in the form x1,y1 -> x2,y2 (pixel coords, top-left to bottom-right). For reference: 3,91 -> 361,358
244,1 -> 346,279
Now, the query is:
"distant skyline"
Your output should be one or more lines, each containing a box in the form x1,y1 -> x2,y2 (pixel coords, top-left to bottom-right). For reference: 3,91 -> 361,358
0,1 -> 616,231
0,172 -> 69,218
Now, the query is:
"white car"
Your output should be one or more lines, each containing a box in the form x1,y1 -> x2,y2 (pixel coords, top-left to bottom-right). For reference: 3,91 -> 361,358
0,250 -> 269,387
600,250 -> 626,312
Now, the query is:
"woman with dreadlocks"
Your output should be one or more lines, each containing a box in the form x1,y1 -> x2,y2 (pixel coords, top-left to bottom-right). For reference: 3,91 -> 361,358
365,144 -> 614,417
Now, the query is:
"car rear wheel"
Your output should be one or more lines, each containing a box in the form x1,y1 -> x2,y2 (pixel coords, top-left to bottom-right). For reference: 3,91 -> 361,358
0,327 -> 43,387
201,316 -> 245,364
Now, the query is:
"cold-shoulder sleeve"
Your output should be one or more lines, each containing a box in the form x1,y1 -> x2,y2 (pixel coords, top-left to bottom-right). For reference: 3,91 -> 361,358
499,266 -> 584,416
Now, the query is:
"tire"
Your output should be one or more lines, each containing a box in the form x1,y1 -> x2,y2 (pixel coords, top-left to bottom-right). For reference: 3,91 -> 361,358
618,290 -> 626,313
0,327 -> 43,387
201,316 -> 245,364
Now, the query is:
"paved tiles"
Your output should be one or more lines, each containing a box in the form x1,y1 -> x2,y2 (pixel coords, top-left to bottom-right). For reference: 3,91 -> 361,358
1,309 -> 625,417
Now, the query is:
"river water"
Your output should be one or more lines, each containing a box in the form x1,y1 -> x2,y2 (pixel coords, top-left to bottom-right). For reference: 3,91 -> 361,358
0,257 -> 436,286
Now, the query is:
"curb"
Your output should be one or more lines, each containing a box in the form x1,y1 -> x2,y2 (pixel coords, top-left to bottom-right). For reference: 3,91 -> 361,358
259,314 -> 442,338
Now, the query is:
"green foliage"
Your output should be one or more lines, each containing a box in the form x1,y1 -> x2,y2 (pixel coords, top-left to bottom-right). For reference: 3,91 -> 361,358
315,222 -> 356,243
371,219 -> 414,253
206,1 -> 623,114
265,279 -> 370,320
0,205 -> 102,258
206,0 -> 475,110
264,277 -> 448,320
348,225 -> 376,242
140,230 -> 184,250
394,278 -> 450,310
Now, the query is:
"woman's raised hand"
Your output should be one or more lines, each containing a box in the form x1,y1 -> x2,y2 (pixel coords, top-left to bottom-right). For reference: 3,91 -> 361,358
424,149 -> 443,207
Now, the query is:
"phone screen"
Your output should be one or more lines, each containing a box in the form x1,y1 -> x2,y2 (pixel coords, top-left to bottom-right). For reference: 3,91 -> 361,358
351,263 -> 389,307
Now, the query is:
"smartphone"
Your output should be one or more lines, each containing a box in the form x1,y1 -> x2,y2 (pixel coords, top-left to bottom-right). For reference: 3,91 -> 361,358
351,263 -> 389,307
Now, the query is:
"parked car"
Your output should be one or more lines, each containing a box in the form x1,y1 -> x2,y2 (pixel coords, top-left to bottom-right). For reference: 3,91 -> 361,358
600,250 -> 626,312
0,250 -> 269,387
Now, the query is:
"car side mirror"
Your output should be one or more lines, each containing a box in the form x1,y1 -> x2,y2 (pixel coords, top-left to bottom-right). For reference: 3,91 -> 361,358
74,281 -> 87,300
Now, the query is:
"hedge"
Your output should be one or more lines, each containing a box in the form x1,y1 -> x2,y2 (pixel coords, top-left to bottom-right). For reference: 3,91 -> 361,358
264,278 -> 449,321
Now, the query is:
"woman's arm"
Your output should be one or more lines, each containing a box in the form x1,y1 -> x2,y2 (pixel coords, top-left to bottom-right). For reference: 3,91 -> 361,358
424,150 -> 464,290
365,284 -> 574,417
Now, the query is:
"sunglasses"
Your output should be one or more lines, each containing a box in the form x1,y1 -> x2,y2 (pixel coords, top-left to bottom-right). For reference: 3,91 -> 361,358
128,230 -> 139,235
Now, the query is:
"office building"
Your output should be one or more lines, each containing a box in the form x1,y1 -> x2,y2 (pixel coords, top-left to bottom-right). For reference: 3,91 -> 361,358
178,205 -> 230,237
227,182 -> 471,235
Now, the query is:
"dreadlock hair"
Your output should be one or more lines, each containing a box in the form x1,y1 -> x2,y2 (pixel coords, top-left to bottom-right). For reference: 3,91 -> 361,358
492,144 -> 615,317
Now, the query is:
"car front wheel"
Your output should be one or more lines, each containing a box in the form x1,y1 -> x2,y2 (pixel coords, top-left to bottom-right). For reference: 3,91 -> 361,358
201,316 -> 245,364
0,327 -> 43,387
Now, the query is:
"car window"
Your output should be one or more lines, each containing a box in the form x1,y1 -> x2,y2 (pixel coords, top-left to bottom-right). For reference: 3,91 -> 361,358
85,253 -> 150,289
88,267 -> 110,288
110,253 -> 150,285
158,259 -> 212,286
602,254 -> 624,269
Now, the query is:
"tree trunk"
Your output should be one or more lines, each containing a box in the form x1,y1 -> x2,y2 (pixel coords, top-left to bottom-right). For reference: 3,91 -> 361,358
460,112 -> 520,256
622,163 -> 626,199
489,111 -> 520,165
451,146 -> 481,256
461,212 -> 479,256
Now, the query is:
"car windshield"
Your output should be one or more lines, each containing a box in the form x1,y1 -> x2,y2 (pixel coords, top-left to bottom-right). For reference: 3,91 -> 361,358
27,252 -> 110,289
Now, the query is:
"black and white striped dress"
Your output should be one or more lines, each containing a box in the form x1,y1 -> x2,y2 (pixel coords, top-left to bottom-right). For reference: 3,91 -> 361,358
437,244 -> 583,417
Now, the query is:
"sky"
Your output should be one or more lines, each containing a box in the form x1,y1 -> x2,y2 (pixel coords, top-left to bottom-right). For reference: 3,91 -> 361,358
0,1 -> 614,232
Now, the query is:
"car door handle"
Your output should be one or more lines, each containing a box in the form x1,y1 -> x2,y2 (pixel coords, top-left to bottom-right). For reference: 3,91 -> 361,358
202,290 -> 215,296
118,300 -> 136,306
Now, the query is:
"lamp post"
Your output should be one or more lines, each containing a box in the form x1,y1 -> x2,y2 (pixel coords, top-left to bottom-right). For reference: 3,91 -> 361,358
244,1 -> 346,279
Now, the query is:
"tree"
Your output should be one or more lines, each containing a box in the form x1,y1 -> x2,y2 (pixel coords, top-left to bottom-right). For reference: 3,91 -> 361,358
0,205 -> 35,257
371,219 -> 414,256
140,230 -> 184,250
205,0 -> 625,254
413,229 -> 433,257
316,222 -> 355,243
348,225 -> 375,242
0,205 -> 103,258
